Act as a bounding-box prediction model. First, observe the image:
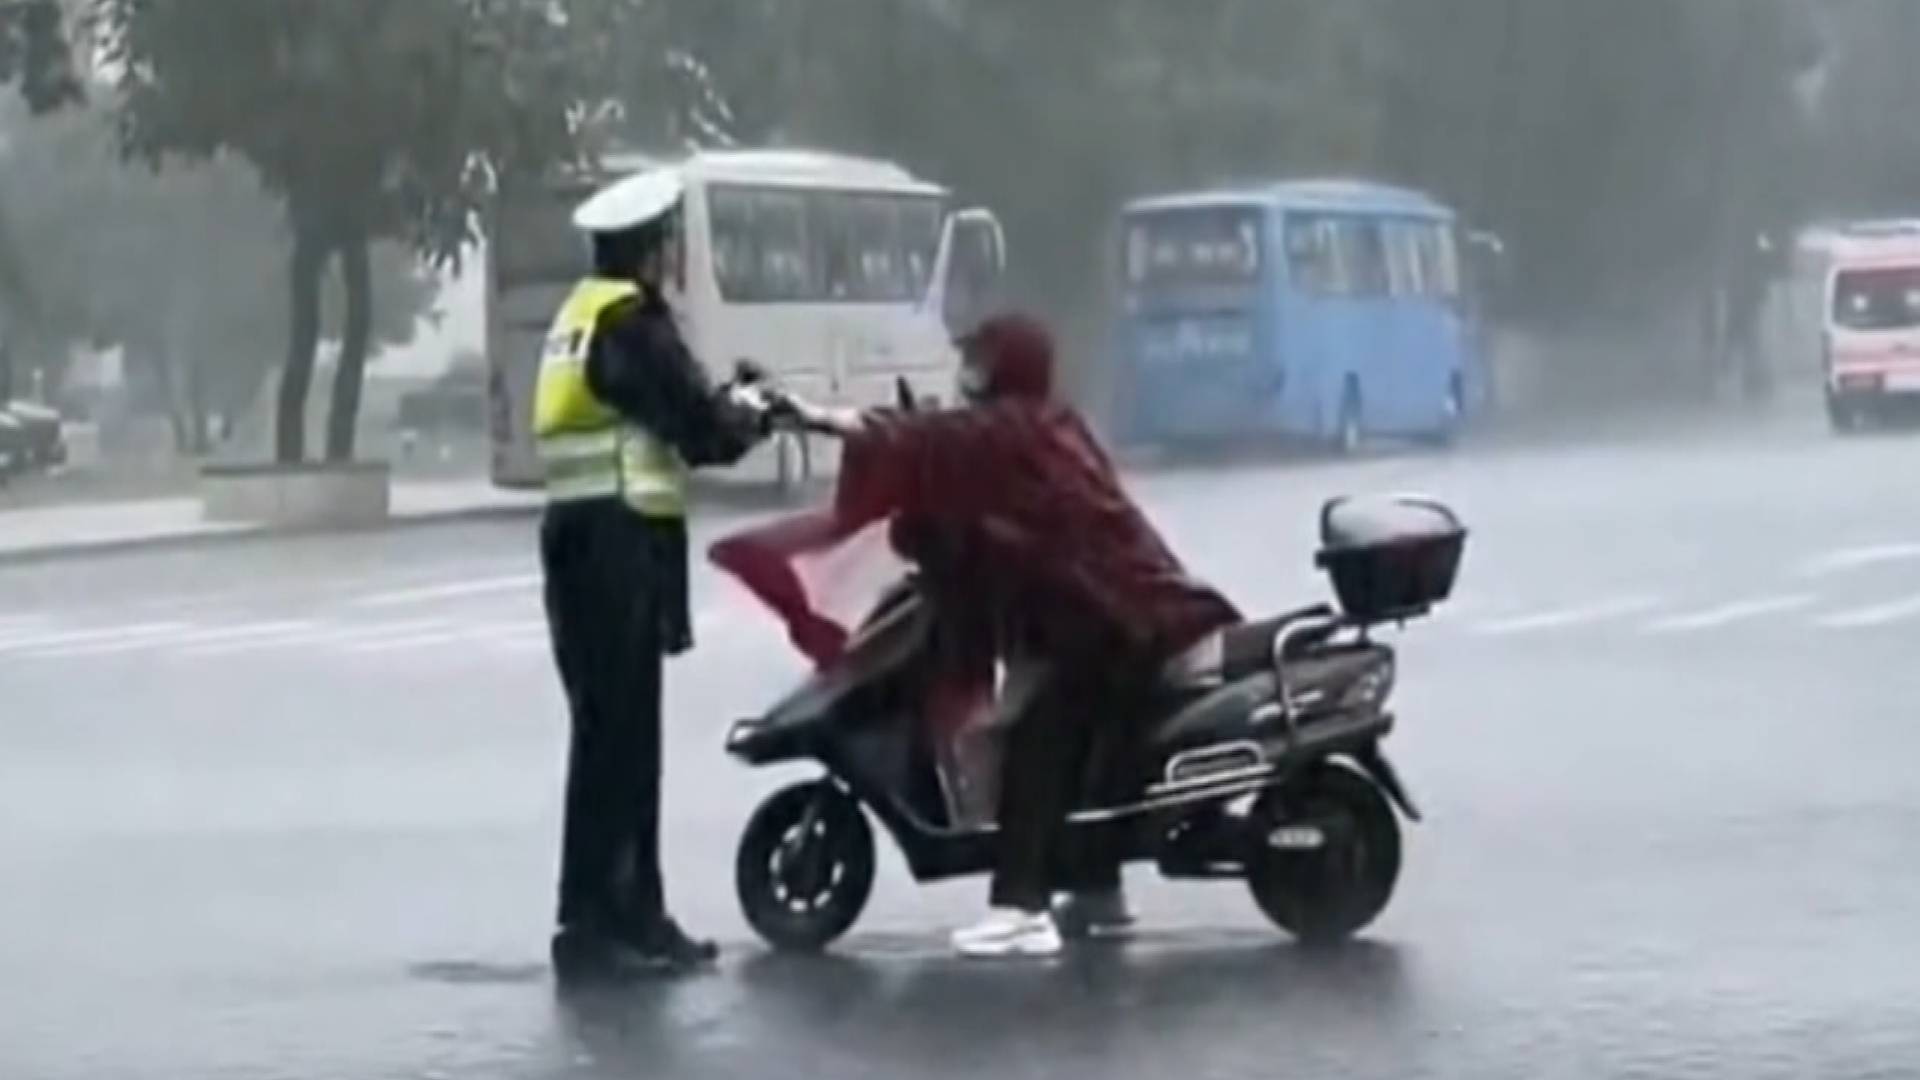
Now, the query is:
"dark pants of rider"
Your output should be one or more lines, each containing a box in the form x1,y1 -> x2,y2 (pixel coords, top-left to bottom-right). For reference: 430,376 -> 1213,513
542,504 -> 669,936
989,660 -> 1144,913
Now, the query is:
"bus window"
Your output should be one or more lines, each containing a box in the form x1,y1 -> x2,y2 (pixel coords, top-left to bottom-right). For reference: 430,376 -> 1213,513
945,213 -> 1005,335
1124,208 -> 1262,290
1335,218 -> 1390,296
1426,224 -> 1462,299
708,185 -> 815,302
1384,221 -> 1424,297
709,186 -> 942,304
899,198 -> 943,298
1286,215 -> 1341,294
815,192 -> 945,303
1377,220 -> 1463,301
818,194 -> 882,301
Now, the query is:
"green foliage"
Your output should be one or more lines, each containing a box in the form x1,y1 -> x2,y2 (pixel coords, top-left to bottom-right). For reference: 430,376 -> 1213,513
0,0 -> 82,113
90,0 -> 623,461
631,0 -> 1825,401
0,100 -> 436,452
1809,0 -> 1920,219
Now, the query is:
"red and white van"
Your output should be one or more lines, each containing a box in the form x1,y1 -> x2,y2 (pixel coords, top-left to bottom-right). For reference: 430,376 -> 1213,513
1822,222 -> 1920,430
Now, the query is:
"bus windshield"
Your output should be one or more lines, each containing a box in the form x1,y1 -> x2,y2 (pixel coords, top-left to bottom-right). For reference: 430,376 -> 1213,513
1123,207 -> 1264,290
1832,266 -> 1920,331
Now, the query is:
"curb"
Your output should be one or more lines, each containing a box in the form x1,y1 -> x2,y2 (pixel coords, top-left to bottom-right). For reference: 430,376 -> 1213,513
0,501 -> 543,569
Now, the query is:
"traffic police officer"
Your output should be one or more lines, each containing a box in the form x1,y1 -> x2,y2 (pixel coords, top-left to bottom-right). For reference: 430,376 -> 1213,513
535,168 -> 767,981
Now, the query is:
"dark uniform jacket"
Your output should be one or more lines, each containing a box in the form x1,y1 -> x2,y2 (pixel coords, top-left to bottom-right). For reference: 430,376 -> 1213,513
546,288 -> 760,655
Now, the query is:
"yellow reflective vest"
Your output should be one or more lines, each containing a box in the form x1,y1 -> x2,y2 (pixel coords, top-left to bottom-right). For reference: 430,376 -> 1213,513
531,278 -> 689,518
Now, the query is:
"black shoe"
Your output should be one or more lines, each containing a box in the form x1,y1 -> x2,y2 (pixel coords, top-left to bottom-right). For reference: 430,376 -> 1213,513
551,926 -> 679,986
630,917 -> 719,970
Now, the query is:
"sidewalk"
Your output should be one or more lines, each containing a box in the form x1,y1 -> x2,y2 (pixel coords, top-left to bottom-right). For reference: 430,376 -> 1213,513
0,478 -> 542,564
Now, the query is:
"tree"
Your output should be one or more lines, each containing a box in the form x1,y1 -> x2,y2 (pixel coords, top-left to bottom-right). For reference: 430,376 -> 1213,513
0,100 -> 436,453
92,0 -> 613,463
1809,0 -> 1920,217
0,0 -> 82,113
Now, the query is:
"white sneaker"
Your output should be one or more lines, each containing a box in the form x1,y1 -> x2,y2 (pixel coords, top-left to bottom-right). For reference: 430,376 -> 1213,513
950,908 -> 1063,959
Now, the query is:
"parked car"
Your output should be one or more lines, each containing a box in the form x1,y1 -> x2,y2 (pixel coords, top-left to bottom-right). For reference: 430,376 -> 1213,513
1,399 -> 66,473
0,408 -> 25,478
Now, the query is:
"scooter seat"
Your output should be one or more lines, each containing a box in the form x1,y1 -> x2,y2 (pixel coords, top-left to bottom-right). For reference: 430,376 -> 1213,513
1161,604 -> 1336,689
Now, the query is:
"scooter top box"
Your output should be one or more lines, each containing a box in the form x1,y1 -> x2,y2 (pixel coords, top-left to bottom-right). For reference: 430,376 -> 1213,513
1314,495 -> 1466,623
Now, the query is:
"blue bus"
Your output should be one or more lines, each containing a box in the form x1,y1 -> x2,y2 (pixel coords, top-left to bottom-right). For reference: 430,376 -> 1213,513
1115,179 -> 1483,451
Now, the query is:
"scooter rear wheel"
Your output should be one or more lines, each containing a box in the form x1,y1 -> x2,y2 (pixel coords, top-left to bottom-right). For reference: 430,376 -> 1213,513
1246,762 -> 1401,945
737,782 -> 876,952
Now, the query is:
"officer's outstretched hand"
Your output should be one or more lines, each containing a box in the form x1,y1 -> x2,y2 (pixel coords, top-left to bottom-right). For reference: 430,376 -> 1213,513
782,394 -> 866,438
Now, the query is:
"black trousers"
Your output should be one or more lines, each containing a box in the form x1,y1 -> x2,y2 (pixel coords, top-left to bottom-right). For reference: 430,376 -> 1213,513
542,504 -> 675,935
989,658 -> 1146,913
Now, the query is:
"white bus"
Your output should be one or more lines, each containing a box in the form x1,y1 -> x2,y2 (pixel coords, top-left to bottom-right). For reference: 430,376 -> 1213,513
485,149 -> 1006,489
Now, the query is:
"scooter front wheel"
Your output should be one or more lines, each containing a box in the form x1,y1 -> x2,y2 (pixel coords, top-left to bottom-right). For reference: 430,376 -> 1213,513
737,781 -> 876,952
1246,762 -> 1401,945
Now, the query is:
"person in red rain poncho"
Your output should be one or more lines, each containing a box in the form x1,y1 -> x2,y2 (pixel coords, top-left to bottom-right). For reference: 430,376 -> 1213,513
791,313 -> 1240,959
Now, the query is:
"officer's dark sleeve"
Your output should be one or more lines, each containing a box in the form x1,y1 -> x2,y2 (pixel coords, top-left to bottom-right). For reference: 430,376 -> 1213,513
584,298 -> 764,468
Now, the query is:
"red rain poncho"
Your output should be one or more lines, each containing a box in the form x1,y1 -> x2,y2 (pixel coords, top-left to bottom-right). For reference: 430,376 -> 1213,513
709,315 -> 1238,686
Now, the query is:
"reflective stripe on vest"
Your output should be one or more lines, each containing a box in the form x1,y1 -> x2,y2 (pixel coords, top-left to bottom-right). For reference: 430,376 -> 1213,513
532,278 -> 690,517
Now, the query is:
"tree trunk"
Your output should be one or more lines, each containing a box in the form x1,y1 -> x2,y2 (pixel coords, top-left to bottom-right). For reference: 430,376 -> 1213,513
185,351 -> 211,455
161,297 -> 212,457
277,230 -> 329,464
148,341 -> 193,456
325,233 -> 374,463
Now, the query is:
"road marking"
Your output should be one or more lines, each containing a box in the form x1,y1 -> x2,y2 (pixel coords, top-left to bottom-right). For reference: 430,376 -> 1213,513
1474,596 -> 1663,637
338,629 -> 482,654
482,637 -> 549,655
109,562 -> 532,615
1643,594 -> 1815,634
12,620 -> 319,659
1814,594 -> 1920,630
1801,542 -> 1920,577
351,574 -> 539,609
0,622 -> 193,654
179,619 -> 451,657
464,618 -> 549,640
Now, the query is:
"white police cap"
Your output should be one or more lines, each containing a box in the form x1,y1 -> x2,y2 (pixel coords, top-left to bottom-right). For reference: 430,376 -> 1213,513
571,168 -> 685,234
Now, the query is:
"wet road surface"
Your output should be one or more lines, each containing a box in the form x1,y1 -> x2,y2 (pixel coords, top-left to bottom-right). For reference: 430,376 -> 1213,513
4,415 -> 1920,1078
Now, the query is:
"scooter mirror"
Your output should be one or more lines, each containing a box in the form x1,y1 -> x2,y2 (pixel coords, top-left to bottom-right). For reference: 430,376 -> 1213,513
895,376 -> 917,411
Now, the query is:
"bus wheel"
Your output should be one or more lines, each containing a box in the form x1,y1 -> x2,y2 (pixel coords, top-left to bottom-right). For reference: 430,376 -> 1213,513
1827,392 -> 1867,435
1335,381 -> 1364,456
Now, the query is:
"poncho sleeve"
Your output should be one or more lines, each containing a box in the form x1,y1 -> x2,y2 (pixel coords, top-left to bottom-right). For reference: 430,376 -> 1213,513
836,407 -> 1019,526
